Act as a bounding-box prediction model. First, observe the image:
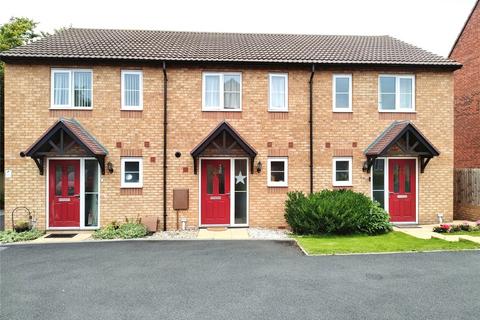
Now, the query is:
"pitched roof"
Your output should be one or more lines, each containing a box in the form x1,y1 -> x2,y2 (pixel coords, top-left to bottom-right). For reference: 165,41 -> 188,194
24,118 -> 108,156
364,121 -> 439,157
449,0 -> 480,57
0,28 -> 460,68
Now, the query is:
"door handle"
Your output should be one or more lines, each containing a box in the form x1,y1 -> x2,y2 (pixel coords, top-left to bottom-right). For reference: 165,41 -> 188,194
73,194 -> 80,198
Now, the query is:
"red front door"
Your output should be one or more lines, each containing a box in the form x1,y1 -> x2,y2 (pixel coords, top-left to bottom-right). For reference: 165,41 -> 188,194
49,160 -> 81,227
201,159 -> 231,225
388,159 -> 416,222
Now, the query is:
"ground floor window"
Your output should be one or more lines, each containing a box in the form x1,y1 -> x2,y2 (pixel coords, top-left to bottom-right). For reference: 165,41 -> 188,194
332,157 -> 352,186
234,159 -> 248,224
372,159 -> 385,208
267,157 -> 288,187
121,157 -> 143,188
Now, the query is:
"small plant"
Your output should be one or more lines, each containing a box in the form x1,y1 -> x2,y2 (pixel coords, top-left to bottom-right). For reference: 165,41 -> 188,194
433,224 -> 451,233
460,223 -> 471,231
450,224 -> 462,232
93,221 -> 148,240
0,229 -> 44,243
14,220 -> 31,233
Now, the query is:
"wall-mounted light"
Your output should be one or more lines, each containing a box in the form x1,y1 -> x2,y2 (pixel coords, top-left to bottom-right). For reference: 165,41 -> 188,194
107,162 -> 114,174
362,161 -> 369,172
256,161 -> 262,174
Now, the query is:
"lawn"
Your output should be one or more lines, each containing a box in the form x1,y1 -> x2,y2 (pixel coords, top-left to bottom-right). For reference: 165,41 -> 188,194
294,231 -> 480,255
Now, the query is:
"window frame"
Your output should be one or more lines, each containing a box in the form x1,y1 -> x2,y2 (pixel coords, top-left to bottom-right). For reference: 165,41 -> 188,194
332,157 -> 353,187
202,72 -> 242,112
50,68 -> 93,110
378,74 -> 416,113
121,70 -> 144,110
267,157 -> 288,187
120,157 -> 143,188
268,73 -> 289,112
332,74 -> 352,112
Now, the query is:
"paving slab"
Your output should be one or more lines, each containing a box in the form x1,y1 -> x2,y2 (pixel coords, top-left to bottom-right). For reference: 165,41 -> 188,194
197,228 -> 250,240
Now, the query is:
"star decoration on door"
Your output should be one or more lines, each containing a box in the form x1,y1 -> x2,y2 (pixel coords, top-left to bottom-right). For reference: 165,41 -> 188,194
235,171 -> 246,184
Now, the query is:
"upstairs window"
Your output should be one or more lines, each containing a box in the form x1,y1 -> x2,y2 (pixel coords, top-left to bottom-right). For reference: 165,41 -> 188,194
51,69 -> 92,109
203,72 -> 241,111
333,74 -> 352,112
121,70 -> 143,110
332,157 -> 352,186
379,75 -> 415,112
267,157 -> 288,187
121,158 -> 143,188
269,73 -> 288,112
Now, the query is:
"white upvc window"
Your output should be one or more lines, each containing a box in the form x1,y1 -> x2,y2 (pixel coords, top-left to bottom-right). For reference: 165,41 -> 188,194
202,72 -> 242,111
121,70 -> 143,110
51,69 -> 93,109
269,73 -> 288,112
267,157 -> 288,187
332,157 -> 352,186
121,157 -> 143,188
378,75 -> 415,112
332,74 -> 352,112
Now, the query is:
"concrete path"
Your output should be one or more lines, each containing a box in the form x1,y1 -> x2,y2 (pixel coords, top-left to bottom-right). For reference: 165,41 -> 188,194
197,228 -> 250,240
394,220 -> 480,243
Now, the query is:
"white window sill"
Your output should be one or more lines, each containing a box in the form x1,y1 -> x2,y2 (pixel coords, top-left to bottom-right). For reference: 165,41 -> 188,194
267,184 -> 288,188
332,110 -> 353,113
332,183 -> 352,187
268,109 -> 289,113
121,107 -> 143,111
202,108 -> 242,112
378,110 -> 416,113
120,185 -> 143,189
50,107 -> 93,110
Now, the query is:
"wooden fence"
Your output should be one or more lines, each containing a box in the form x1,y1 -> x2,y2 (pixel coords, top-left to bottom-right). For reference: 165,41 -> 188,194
455,169 -> 480,206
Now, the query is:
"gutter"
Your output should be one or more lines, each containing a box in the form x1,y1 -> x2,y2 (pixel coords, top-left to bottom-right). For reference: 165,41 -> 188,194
162,62 -> 168,231
309,64 -> 315,194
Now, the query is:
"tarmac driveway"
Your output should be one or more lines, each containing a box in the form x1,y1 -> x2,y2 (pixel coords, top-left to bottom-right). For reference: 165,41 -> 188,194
1,240 -> 479,320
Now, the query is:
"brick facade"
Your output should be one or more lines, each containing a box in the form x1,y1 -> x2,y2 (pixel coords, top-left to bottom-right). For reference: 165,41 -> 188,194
3,63 -> 454,230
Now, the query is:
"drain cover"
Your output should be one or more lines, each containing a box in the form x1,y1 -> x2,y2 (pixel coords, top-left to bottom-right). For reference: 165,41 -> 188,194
45,233 -> 78,238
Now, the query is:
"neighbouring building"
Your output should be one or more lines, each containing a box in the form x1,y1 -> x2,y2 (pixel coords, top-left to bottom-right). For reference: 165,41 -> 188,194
450,0 -> 480,221
0,29 -> 460,231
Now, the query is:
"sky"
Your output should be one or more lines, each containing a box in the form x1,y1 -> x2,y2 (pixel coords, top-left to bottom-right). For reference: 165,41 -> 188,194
0,0 -> 477,57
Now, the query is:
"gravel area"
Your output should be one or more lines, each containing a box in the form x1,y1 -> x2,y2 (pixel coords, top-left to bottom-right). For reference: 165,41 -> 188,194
151,230 -> 199,240
248,228 -> 291,240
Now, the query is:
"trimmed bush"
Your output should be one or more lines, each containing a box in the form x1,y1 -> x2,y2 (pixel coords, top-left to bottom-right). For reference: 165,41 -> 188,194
93,222 -> 148,240
284,189 -> 392,235
0,229 -> 44,243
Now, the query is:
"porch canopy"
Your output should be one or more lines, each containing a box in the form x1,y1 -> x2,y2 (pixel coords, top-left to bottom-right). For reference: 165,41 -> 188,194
20,118 -> 108,175
364,121 -> 440,173
191,121 -> 257,174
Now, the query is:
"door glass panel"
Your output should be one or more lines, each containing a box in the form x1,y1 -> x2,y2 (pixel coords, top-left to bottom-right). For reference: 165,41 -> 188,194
55,165 -> 62,196
67,165 -> 75,196
234,159 -> 247,224
405,164 -> 411,193
84,160 -> 99,227
393,164 -> 400,193
218,164 -> 225,194
207,165 -> 214,194
372,159 -> 385,208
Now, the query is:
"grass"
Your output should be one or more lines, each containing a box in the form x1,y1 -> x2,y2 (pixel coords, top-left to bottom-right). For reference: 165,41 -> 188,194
294,231 -> 480,255
439,230 -> 480,236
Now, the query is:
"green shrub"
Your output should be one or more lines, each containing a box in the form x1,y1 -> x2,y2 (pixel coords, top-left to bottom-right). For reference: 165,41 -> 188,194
93,222 -> 148,240
284,189 -> 392,235
0,229 -> 44,243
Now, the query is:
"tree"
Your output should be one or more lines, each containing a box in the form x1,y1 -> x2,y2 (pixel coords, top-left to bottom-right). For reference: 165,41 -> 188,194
0,17 -> 44,208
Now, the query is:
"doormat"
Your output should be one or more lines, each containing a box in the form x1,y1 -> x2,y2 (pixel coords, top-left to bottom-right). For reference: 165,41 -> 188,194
45,233 -> 78,238
206,227 -> 227,232
393,225 -> 421,229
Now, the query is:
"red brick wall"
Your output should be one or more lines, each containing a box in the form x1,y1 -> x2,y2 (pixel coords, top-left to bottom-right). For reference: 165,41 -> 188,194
451,1 -> 480,168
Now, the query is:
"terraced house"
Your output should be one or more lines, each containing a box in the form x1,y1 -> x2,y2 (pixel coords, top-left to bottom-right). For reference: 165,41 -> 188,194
0,29 -> 460,231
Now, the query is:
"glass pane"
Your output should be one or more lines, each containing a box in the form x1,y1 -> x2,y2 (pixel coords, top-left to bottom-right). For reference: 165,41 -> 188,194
125,161 -> 139,172
372,159 -> 385,190
271,171 -> 285,182
124,172 -> 139,183
67,165 -> 75,196
53,72 -> 70,105
380,76 -> 396,93
73,72 -> 92,107
399,78 -> 412,94
373,191 -> 385,208
271,161 -> 285,172
205,75 -> 220,107
218,164 -> 225,194
394,164 -> 400,193
85,194 -> 98,227
405,164 -> 411,193
207,165 -> 214,194
124,73 -> 140,106
85,160 -> 98,193
380,94 -> 395,110
55,165 -> 62,196
400,93 -> 412,109
234,159 -> 247,192
336,161 -> 349,171
271,76 -> 285,109
335,77 -> 349,93
235,193 -> 247,224
336,171 -> 349,182
224,92 -> 240,109
224,75 -> 240,92
335,93 -> 349,108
